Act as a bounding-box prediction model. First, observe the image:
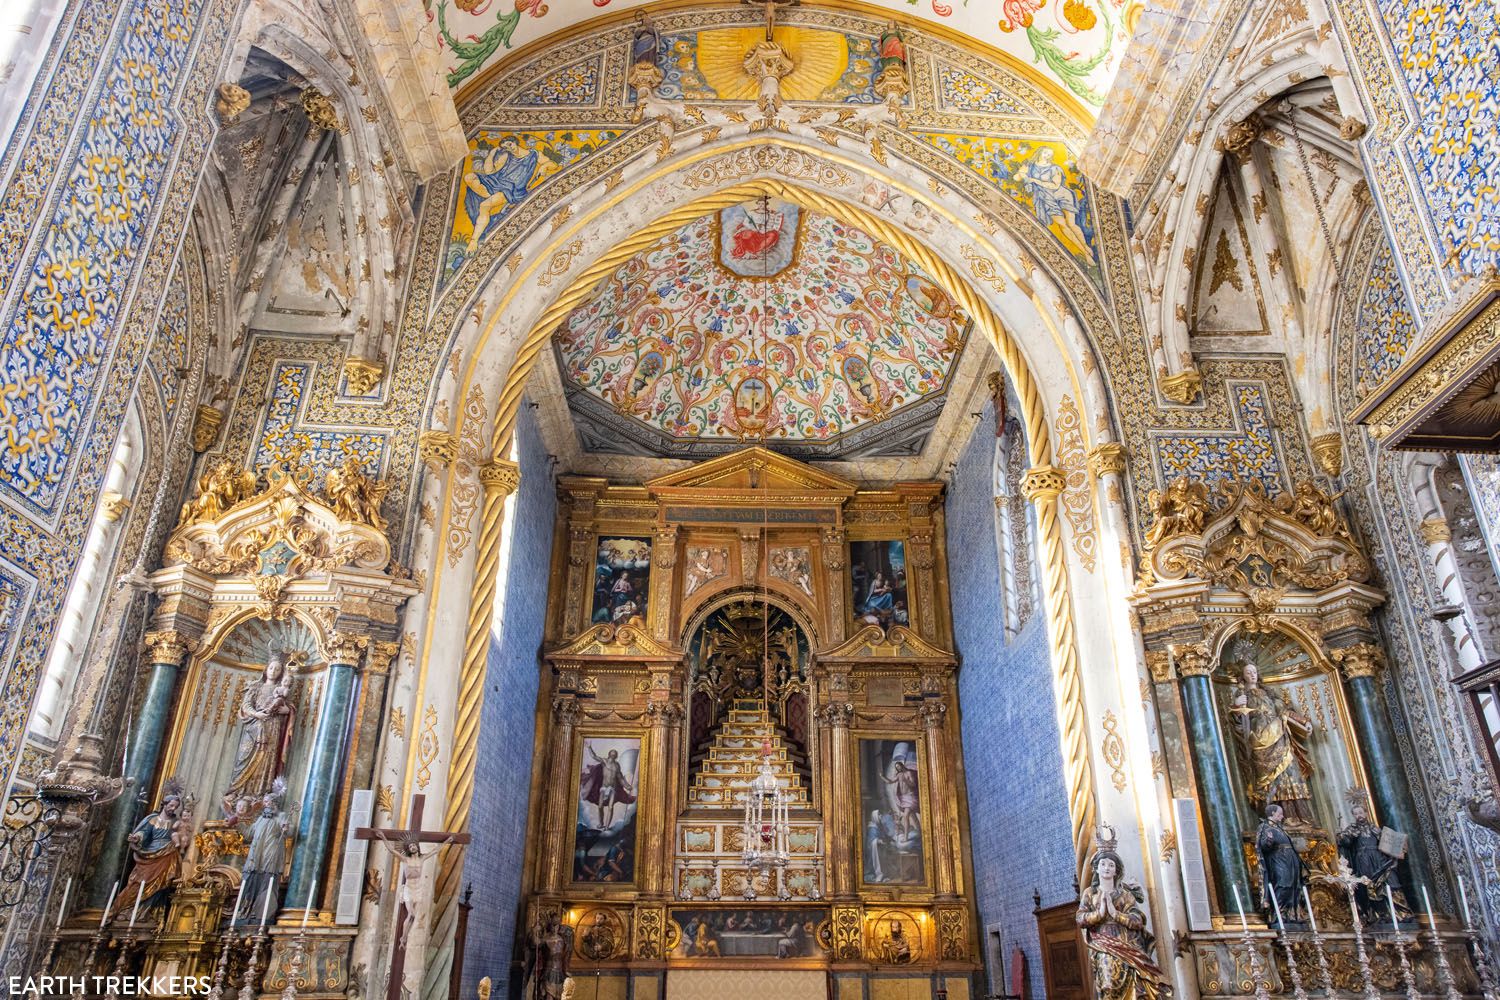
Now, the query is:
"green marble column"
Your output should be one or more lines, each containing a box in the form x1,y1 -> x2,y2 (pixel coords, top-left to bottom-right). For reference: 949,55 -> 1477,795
1178,657 -> 1251,911
284,637 -> 364,914
1333,644 -> 1435,895
88,631 -> 194,905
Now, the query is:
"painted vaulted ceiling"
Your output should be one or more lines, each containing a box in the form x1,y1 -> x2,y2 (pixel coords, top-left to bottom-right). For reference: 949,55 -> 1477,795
552,197 -> 975,459
432,0 -> 1141,117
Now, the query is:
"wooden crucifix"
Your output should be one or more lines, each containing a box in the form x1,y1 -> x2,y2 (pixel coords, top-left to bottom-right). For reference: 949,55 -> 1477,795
355,794 -> 470,1000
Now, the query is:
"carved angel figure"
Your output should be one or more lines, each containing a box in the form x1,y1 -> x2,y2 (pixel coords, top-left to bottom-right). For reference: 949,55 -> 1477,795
1278,481 -> 1347,537
325,455 -> 389,531
178,460 -> 257,526
1144,478 -> 1209,549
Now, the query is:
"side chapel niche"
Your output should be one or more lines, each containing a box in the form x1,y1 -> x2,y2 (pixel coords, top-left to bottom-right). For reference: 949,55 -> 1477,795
1132,478 -> 1476,995
74,458 -> 415,992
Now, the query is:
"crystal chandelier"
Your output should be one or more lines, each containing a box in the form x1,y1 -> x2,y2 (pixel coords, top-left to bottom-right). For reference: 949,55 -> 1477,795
740,737 -> 791,877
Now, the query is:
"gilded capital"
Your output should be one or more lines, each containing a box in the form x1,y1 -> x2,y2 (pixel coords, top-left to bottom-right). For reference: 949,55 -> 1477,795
300,87 -> 347,133
817,701 -> 853,729
418,430 -> 458,468
215,82 -> 250,123
919,700 -> 947,730
343,357 -> 385,396
553,694 -> 581,726
480,459 -> 522,498
366,640 -> 400,674
1020,464 -> 1067,504
1145,649 -> 1174,683
1174,643 -> 1213,678
1418,517 -> 1452,544
144,630 -> 197,667
1087,443 -> 1127,479
1160,368 -> 1203,404
1310,432 -> 1343,478
326,630 -> 369,665
191,405 -> 224,453
1331,642 -> 1384,680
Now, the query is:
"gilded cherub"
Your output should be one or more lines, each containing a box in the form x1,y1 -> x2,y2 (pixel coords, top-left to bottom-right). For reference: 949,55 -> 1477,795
178,459 -> 257,526
1278,481 -> 1347,537
325,455 -> 389,531
1144,477 -> 1209,549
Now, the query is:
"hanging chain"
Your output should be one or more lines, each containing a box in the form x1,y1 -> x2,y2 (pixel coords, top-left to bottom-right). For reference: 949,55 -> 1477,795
1285,100 -> 1355,317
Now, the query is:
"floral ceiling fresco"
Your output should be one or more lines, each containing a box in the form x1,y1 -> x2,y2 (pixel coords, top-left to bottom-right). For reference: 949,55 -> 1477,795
552,198 -> 974,459
428,0 -> 1140,113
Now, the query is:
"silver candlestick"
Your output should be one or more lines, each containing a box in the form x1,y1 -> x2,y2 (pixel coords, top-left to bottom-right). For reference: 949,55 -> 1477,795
239,926 -> 271,1000
1267,884 -> 1308,1000
1317,859 -> 1381,1000
1231,886 -> 1272,1000
1302,886 -> 1336,995
1393,933 -> 1422,1000
279,925 -> 311,1000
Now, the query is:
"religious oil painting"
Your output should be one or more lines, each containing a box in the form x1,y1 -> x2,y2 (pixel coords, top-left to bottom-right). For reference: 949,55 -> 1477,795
859,738 -> 924,885
592,537 -> 652,626
671,907 -> 830,959
573,736 -> 641,883
850,540 -> 908,628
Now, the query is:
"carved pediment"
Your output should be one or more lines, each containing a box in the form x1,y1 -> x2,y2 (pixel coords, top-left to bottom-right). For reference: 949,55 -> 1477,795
547,622 -> 684,664
161,467 -> 390,579
1141,478 -> 1372,599
646,447 -> 857,506
816,624 -> 955,665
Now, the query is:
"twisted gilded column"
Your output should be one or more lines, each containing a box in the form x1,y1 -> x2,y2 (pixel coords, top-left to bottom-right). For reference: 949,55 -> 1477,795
818,694 -> 854,897
434,461 -> 521,925
1021,464 -> 1096,876
920,698 -> 958,897
285,630 -> 367,913
1173,643 -> 1250,911
90,630 -> 197,904
1330,643 -> 1434,893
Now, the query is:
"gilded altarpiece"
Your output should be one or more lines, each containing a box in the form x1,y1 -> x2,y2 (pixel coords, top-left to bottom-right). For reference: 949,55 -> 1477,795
1132,478 -> 1481,999
528,449 -> 976,993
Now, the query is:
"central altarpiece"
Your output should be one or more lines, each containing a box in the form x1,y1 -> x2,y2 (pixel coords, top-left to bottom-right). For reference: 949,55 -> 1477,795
524,448 -> 977,998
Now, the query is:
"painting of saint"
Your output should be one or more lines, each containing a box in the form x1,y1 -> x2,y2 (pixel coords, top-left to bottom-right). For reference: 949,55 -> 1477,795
850,540 -> 908,628
592,537 -> 652,625
718,199 -> 800,277
860,739 -> 924,884
684,546 -> 729,596
670,908 -> 828,959
461,135 -> 539,252
1002,145 -> 1093,258
573,736 -> 640,883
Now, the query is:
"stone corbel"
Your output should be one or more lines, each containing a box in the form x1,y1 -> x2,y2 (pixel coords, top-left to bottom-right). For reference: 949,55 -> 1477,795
191,405 -> 224,453
1311,432 -> 1344,478
1160,367 -> 1204,405
343,357 -> 385,396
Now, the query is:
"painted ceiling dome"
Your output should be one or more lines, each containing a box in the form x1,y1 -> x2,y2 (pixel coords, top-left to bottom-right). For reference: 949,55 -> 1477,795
553,198 -> 974,459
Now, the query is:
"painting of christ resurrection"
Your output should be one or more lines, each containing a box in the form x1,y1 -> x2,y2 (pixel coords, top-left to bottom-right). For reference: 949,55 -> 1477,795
860,738 -> 924,885
573,736 -> 640,883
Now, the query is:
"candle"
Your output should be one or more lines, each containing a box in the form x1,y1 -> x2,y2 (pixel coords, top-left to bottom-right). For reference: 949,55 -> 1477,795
232,875 -> 247,926
99,881 -> 119,929
1269,879 -> 1286,930
1386,884 -> 1400,929
260,882 -> 274,927
128,880 -> 145,927
1458,874 -> 1473,929
1303,886 -> 1319,934
1422,885 -> 1437,929
301,882 -> 314,929
1232,884 -> 1250,932
55,877 -> 72,930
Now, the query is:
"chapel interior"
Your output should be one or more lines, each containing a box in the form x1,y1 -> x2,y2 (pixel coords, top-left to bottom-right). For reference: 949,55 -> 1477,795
1,1 -> 1498,1000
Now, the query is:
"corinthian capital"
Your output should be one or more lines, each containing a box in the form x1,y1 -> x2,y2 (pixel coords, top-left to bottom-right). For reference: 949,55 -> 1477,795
816,701 -> 853,729
1174,642 -> 1213,678
326,630 -> 369,665
143,630 -> 197,667
1330,642 -> 1384,680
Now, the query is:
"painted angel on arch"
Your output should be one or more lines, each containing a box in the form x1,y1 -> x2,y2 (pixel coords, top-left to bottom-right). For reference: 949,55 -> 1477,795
462,135 -> 540,252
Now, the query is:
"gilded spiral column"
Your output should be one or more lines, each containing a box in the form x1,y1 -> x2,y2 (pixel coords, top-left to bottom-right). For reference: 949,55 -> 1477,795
1021,464 -> 1096,877
433,461 -> 521,939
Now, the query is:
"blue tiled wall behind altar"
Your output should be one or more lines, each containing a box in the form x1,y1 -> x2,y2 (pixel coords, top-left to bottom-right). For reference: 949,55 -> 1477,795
462,403 -> 555,996
947,403 -> 1075,999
